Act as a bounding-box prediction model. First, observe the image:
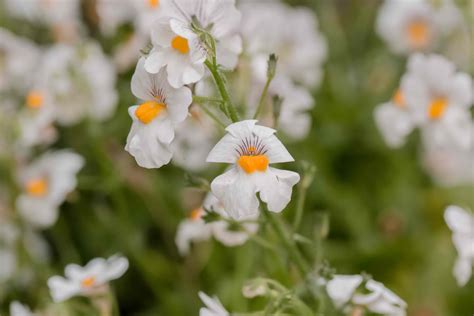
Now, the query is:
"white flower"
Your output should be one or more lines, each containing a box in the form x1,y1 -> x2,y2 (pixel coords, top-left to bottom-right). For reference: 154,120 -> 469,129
16,150 -> 84,228
96,0 -> 135,36
376,0 -> 462,55
374,88 -> 415,148
325,275 -> 407,316
130,0 -> 164,36
207,120 -> 300,219
0,28 -> 41,92
10,301 -> 35,316
47,255 -> 129,302
0,248 -> 16,282
36,42 -> 118,126
171,105 -> 217,171
401,54 -> 473,149
444,205 -> 474,286
4,0 -> 81,42
240,0 -> 327,88
145,0 -> 242,88
198,292 -> 229,316
175,193 -> 258,255
126,57 -> 192,168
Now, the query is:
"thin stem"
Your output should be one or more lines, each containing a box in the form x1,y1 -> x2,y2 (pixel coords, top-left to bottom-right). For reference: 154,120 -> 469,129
292,182 -> 308,231
205,60 -> 239,122
253,76 -> 272,119
195,101 -> 226,129
261,205 -> 309,277
192,95 -> 223,105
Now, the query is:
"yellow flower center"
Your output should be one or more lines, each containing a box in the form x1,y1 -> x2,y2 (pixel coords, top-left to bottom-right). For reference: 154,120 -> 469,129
171,36 -> 190,54
392,89 -> 405,108
81,276 -> 96,288
148,0 -> 159,8
190,208 -> 204,221
25,178 -> 48,197
135,101 -> 166,124
407,20 -> 429,49
428,97 -> 448,120
238,155 -> 269,174
26,91 -> 44,109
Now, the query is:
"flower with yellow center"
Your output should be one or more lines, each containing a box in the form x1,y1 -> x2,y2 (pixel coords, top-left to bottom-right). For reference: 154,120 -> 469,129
148,0 -> 159,9
26,91 -> 44,109
392,89 -> 405,108
48,255 -> 129,302
207,120 -> 300,219
427,97 -> 447,120
126,58 -> 192,169
25,178 -> 48,197
407,20 -> 430,49
171,36 -> 189,54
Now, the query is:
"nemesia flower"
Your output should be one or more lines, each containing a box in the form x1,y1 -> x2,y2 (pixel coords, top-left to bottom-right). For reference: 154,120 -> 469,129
175,193 -> 258,255
144,0 -> 242,88
207,120 -> 300,219
376,0 -> 461,55
374,88 -> 415,148
325,274 -> 407,316
401,53 -> 473,149
131,0 -> 164,36
36,42 -> 118,126
16,150 -> 84,228
10,301 -> 35,316
198,292 -> 229,316
4,0 -> 82,42
240,0 -> 327,88
47,255 -> 129,302
126,57 -> 192,168
171,105 -> 217,171
95,0 -> 135,36
444,205 -> 474,286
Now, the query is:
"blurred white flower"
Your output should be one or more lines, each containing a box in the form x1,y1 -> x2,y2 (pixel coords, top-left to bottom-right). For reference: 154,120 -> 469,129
126,57 -> 192,168
36,42 -> 118,126
444,205 -> 474,286
96,0 -> 136,36
376,0 -> 462,55
401,53 -> 473,149
240,0 -> 327,88
171,105 -> 217,171
207,120 -> 300,219
374,88 -> 415,148
4,0 -> 82,42
47,255 -> 129,302
422,122 -> 474,186
0,248 -> 16,282
0,28 -> 41,93
130,0 -> 164,36
145,0 -> 242,87
9,301 -> 35,316
16,150 -> 84,228
325,274 -> 407,316
175,193 -> 258,255
198,292 -> 229,316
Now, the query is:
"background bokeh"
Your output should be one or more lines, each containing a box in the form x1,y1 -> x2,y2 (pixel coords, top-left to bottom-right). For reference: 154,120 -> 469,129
0,0 -> 473,315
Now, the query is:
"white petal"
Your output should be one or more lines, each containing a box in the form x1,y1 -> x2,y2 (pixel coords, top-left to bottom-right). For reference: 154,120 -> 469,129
166,86 -> 193,123
326,274 -> 363,307
453,257 -> 472,286
47,276 -> 81,302
374,102 -> 415,148
255,168 -> 300,213
175,219 -> 212,255
103,255 -> 129,281
144,50 -> 169,74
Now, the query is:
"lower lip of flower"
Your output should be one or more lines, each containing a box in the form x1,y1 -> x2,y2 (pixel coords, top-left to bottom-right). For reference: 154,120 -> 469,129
25,178 -> 48,197
407,20 -> 429,48
428,97 -> 447,119
26,91 -> 44,109
135,101 -> 166,124
171,36 -> 190,54
81,276 -> 96,288
238,155 -> 269,174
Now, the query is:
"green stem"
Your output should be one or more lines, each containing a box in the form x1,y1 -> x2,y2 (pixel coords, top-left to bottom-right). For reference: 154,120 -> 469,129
261,206 -> 309,277
292,182 -> 308,231
253,76 -> 273,119
205,60 -> 239,122
192,95 -> 223,105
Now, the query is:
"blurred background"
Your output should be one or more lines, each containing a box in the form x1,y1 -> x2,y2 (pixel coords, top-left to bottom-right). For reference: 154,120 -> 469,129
0,0 -> 473,315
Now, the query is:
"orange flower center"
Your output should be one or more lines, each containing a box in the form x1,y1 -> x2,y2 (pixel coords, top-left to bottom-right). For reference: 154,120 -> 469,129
81,276 -> 96,288
392,89 -> 405,108
428,97 -> 448,119
238,155 -> 269,174
407,20 -> 429,49
25,178 -> 48,197
26,91 -> 44,109
190,208 -> 204,221
148,0 -> 159,8
135,101 -> 166,124
171,36 -> 190,54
